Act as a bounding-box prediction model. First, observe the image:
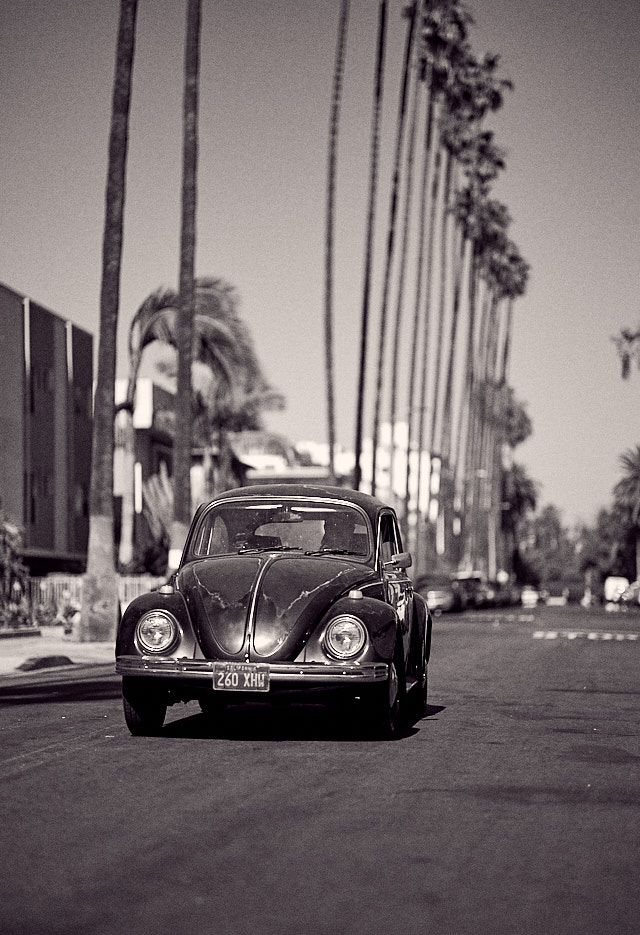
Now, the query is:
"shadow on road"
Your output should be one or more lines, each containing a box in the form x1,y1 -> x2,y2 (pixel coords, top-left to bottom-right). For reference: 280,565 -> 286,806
0,666 -> 121,706
159,701 -> 445,743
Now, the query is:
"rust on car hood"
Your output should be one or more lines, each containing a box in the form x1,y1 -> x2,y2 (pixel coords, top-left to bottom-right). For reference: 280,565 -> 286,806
177,554 -> 376,660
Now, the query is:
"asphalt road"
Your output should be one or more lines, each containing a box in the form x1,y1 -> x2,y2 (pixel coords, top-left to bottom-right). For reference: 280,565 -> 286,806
0,604 -> 638,935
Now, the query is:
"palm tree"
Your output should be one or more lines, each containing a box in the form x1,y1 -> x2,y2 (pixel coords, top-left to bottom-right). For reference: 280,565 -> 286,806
414,2 -> 472,537
613,445 -> 640,578
370,0 -> 418,497
502,460 -> 537,579
402,72 -> 436,555
171,0 -> 201,572
117,279 -> 282,566
476,241 -> 528,574
79,0 -> 137,642
404,0 -> 473,562
324,0 -> 350,486
459,197 -> 511,569
388,3 -> 421,506
613,326 -> 640,379
426,50 -> 510,562
408,86 -> 443,564
354,0 -> 387,491
116,287 -> 176,569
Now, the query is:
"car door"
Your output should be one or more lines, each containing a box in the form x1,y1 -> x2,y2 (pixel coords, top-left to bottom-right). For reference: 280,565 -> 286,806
378,511 -> 413,656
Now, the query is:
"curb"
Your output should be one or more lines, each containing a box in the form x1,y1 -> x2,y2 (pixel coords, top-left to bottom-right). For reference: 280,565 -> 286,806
0,628 -> 42,640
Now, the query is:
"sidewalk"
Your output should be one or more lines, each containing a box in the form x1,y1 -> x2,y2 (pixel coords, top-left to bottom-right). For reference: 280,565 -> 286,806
0,626 -> 115,676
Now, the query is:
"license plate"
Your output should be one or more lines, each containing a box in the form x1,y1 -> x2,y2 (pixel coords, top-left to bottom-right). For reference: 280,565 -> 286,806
213,662 -> 270,692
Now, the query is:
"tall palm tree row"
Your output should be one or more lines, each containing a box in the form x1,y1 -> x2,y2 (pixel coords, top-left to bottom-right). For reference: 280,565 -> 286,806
462,233 -> 529,573
351,0 -> 530,578
457,195 -> 511,568
420,41 -> 513,569
369,0 -> 418,496
79,0 -> 138,641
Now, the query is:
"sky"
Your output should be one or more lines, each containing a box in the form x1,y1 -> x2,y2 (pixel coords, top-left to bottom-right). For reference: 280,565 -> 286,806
1,0 -> 639,528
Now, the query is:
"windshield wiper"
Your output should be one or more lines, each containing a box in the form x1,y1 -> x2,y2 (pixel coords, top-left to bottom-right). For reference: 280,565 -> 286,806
304,548 -> 362,556
237,546 -> 303,554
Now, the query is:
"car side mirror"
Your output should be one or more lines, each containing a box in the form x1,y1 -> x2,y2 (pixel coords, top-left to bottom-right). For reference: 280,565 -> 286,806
386,551 -> 412,569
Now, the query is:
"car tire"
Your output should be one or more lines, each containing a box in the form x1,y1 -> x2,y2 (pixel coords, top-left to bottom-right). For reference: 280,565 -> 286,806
122,677 -> 167,736
409,635 -> 429,721
365,648 -> 405,740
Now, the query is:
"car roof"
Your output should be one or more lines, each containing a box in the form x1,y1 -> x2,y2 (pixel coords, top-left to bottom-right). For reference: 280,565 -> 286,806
203,484 -> 392,525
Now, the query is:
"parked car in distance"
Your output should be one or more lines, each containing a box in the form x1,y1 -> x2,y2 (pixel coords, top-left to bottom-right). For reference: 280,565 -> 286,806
619,581 -> 640,607
520,585 -> 539,608
116,484 -> 432,739
415,574 -> 464,614
452,572 -> 493,609
489,579 -> 517,607
604,576 -> 629,605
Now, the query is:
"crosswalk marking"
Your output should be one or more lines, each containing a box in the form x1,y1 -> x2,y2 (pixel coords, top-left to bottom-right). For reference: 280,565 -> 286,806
533,630 -> 639,641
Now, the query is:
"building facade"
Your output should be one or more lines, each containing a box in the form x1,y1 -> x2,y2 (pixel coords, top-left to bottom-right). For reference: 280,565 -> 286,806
0,282 -> 93,573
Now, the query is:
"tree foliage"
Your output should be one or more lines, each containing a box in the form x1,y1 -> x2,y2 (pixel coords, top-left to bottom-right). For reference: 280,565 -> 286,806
612,326 -> 640,379
0,510 -> 29,626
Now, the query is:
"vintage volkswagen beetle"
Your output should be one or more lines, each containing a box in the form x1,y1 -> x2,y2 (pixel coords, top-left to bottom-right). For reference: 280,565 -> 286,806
116,484 -> 432,738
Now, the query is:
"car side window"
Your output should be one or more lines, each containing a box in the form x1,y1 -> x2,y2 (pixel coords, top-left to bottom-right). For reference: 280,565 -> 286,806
379,513 -> 400,565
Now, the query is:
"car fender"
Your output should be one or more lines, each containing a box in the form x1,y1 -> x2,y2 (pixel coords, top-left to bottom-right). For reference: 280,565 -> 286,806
116,589 -> 198,658
412,591 -> 432,663
301,593 -> 399,663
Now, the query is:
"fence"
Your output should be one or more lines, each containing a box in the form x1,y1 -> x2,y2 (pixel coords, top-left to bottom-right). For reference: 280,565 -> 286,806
27,574 -> 165,616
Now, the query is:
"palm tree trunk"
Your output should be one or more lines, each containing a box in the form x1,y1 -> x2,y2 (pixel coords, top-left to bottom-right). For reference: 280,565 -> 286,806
425,144 -> 452,510
370,1 -> 416,497
439,227 -> 467,466
117,353 -> 142,569
354,0 -> 387,491
117,410 -> 135,568
427,145 -> 452,457
499,298 -> 514,385
324,0 -> 350,486
459,249 -> 481,569
403,83 -> 435,550
387,1 -> 419,506
170,0 -> 201,571
413,104 -> 442,566
78,0 -> 137,642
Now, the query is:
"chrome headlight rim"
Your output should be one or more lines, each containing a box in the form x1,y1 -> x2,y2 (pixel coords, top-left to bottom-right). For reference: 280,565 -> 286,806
135,610 -> 181,655
322,614 -> 367,660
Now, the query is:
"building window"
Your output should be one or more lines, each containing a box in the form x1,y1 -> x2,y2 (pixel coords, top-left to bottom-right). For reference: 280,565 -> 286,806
74,484 -> 88,517
29,472 -> 36,523
74,384 -> 91,418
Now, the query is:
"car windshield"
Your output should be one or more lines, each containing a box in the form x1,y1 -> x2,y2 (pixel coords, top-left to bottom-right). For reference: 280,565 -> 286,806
190,500 -> 371,558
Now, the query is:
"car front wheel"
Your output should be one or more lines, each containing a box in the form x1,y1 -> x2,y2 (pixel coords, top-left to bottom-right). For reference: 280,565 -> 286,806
409,628 -> 429,721
122,677 -> 167,736
365,652 -> 405,739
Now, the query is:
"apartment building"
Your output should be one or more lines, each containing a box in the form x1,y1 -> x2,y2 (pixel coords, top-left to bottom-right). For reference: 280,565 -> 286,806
0,282 -> 93,573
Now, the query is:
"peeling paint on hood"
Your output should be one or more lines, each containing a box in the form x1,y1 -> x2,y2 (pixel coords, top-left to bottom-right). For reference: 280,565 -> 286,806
177,554 -> 376,660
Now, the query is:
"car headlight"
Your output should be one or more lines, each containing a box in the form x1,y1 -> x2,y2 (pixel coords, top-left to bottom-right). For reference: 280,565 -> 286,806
323,615 -> 367,660
135,611 -> 180,654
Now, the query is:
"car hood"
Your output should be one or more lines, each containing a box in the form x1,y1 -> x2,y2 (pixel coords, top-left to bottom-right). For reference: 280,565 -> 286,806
177,554 -> 377,660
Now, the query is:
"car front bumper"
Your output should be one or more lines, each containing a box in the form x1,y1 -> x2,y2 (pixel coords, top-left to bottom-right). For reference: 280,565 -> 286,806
116,655 -> 389,685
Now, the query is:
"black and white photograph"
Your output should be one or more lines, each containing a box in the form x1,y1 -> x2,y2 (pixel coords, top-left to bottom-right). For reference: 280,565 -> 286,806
1,1 -> 638,933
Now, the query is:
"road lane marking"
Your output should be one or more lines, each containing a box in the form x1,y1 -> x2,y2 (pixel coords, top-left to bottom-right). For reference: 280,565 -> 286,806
533,630 -> 639,641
